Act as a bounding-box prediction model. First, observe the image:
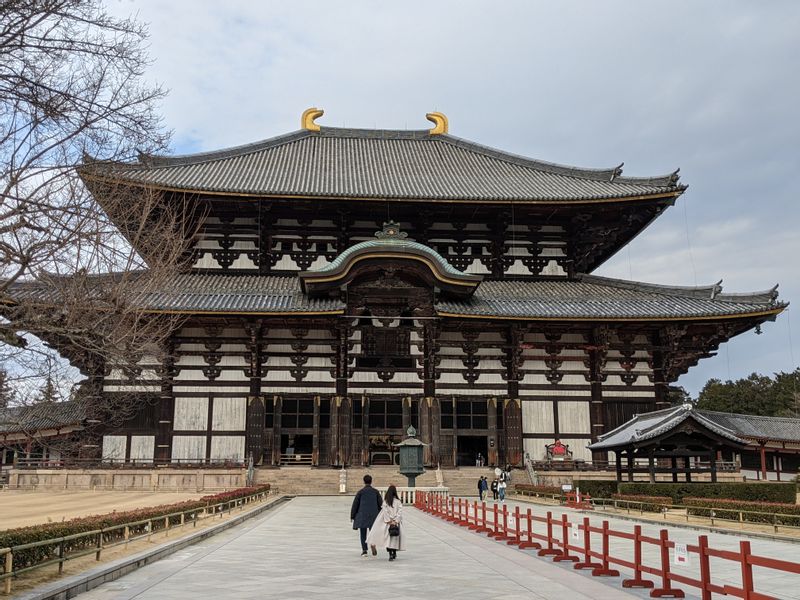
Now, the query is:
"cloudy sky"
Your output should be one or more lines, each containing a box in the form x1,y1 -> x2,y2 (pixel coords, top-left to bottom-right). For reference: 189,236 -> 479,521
109,0 -> 799,396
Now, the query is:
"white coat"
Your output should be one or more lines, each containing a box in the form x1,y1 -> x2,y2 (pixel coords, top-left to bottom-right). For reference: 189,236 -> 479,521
366,499 -> 405,551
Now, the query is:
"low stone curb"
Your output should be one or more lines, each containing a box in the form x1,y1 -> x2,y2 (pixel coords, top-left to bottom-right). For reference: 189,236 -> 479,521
510,494 -> 800,545
15,495 -> 293,600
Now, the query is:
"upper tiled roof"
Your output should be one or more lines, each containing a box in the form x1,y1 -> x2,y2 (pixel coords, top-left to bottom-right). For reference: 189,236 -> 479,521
700,410 -> 800,443
6,272 -> 781,320
0,401 -> 86,434
589,404 -> 747,450
83,127 -> 685,203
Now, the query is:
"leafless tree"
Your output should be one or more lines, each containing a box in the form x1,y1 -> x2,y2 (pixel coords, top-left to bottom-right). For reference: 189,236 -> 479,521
0,1 -> 194,459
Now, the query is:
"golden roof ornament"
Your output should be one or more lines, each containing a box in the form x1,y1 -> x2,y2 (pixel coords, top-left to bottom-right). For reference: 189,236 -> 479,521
301,107 -> 324,131
426,112 -> 448,135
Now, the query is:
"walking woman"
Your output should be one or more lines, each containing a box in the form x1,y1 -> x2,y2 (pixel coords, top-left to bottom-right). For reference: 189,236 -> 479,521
366,484 -> 405,561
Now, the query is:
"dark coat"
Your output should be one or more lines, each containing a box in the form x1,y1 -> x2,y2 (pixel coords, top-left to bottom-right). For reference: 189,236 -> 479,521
351,485 -> 383,529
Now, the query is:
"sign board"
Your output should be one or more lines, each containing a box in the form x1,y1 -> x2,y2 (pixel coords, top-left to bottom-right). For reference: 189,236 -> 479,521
561,484 -> 573,492
673,543 -> 690,567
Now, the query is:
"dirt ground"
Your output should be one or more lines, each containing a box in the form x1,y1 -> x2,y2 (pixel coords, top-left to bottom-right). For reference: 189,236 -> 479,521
0,493 -> 278,597
0,490 -> 205,530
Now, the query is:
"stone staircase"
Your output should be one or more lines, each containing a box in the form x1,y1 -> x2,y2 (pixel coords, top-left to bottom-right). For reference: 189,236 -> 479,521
253,465 -> 507,496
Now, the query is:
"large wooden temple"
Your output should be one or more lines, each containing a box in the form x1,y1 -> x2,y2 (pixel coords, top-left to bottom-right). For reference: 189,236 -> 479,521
7,109 -> 786,469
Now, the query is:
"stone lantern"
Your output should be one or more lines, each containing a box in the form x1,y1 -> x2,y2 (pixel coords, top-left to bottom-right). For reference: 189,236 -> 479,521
394,425 -> 427,487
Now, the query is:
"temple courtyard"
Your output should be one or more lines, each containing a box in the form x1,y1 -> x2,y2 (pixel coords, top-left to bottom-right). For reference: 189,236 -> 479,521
26,496 -> 797,600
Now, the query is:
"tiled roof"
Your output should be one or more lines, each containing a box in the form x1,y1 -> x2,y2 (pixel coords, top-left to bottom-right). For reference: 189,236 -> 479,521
589,404 -> 747,450
438,275 -> 782,320
83,127 -> 684,203
699,410 -> 800,443
7,273 -> 782,319
0,401 -> 86,434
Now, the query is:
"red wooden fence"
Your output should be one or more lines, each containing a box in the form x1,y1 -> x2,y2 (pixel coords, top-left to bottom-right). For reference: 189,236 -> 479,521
415,492 -> 800,600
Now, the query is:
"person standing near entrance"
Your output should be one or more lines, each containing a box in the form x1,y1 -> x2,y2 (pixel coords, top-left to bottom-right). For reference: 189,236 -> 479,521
351,474 -> 382,557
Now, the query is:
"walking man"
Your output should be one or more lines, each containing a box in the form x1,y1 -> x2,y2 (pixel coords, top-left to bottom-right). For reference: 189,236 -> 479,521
351,474 -> 383,557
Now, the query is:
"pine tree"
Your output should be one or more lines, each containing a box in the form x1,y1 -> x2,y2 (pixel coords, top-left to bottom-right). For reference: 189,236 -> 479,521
35,374 -> 61,404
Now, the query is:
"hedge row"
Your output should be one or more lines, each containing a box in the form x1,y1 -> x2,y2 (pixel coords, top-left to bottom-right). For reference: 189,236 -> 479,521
0,484 -> 270,572
683,497 -> 800,525
573,480 -> 619,499
611,494 -> 672,512
617,482 -> 796,504
513,484 -> 562,496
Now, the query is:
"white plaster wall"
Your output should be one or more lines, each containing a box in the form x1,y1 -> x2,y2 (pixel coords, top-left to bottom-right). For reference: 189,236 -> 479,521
522,400 -> 554,434
212,397 -> 246,431
102,435 -> 126,461
130,436 -> 155,462
174,397 -> 208,431
171,436 -> 207,462
524,439 -> 550,462
210,436 -> 245,461
558,401 -> 591,434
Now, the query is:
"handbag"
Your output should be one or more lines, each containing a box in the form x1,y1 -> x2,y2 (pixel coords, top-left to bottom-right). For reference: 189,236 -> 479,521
388,522 -> 400,537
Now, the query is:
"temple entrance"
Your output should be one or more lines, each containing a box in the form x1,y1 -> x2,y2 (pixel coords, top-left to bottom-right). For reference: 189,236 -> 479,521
281,434 -> 313,465
456,435 -> 487,467
368,435 -> 400,465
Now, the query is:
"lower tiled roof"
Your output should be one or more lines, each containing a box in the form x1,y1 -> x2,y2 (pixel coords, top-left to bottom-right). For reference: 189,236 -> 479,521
700,410 -> 800,443
0,401 -> 86,434
7,272 -> 782,320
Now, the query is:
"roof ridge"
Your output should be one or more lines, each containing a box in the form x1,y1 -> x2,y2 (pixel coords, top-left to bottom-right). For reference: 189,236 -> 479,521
698,409 -> 799,423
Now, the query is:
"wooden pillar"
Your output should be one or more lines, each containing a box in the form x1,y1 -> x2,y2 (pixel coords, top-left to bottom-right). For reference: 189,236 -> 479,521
709,451 -> 717,483
338,395 -> 352,465
487,398 -> 498,466
615,451 -> 623,482
626,450 -> 634,482
503,399 -> 523,467
245,323 -> 265,465
759,442 -> 767,480
271,396 -> 282,466
775,453 -> 781,481
361,395 -> 369,466
430,397 -> 441,467
156,340 -> 175,465
647,449 -> 655,483
684,456 -> 692,482
402,396 -> 411,433
588,327 -> 607,460
671,456 -> 678,483
312,396 -> 320,466
652,331 -> 669,411
419,397 -> 432,465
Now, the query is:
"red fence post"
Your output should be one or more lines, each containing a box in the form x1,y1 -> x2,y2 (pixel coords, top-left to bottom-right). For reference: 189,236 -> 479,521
650,529 -> 685,598
507,505 -> 521,545
698,536 -> 711,600
518,508 -> 541,550
476,502 -> 489,533
592,520 -> 620,577
575,517 -> 602,570
538,511 -> 562,557
553,514 -> 578,562
739,540 -> 755,600
622,525 -> 655,589
469,501 -> 480,530
488,503 -> 500,538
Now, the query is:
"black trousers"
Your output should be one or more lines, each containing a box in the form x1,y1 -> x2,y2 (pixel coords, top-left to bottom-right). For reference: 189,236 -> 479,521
359,527 -> 368,552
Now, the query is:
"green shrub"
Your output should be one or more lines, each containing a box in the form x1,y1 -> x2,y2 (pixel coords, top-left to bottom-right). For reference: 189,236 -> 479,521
611,494 -> 672,512
617,482 -> 795,504
0,484 -> 270,573
574,480 -> 618,498
683,497 -> 800,525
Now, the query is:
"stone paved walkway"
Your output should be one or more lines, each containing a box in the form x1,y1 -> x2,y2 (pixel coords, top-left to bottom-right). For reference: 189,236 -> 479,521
74,497 -> 646,600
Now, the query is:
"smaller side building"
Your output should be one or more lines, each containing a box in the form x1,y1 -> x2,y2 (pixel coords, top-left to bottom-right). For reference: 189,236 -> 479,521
590,404 -> 800,482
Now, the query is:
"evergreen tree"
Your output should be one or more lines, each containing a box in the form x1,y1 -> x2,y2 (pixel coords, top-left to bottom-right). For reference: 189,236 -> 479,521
696,369 -> 799,417
35,374 -> 61,404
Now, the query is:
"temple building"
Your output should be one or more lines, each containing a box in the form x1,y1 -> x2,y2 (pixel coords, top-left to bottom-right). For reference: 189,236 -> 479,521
5,109 -> 787,469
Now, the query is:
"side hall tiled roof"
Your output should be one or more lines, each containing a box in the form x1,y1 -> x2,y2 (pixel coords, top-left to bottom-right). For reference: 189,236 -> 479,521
699,410 -> 800,443
82,127 -> 685,203
588,404 -> 748,450
0,401 -> 86,434
6,272 -> 783,319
